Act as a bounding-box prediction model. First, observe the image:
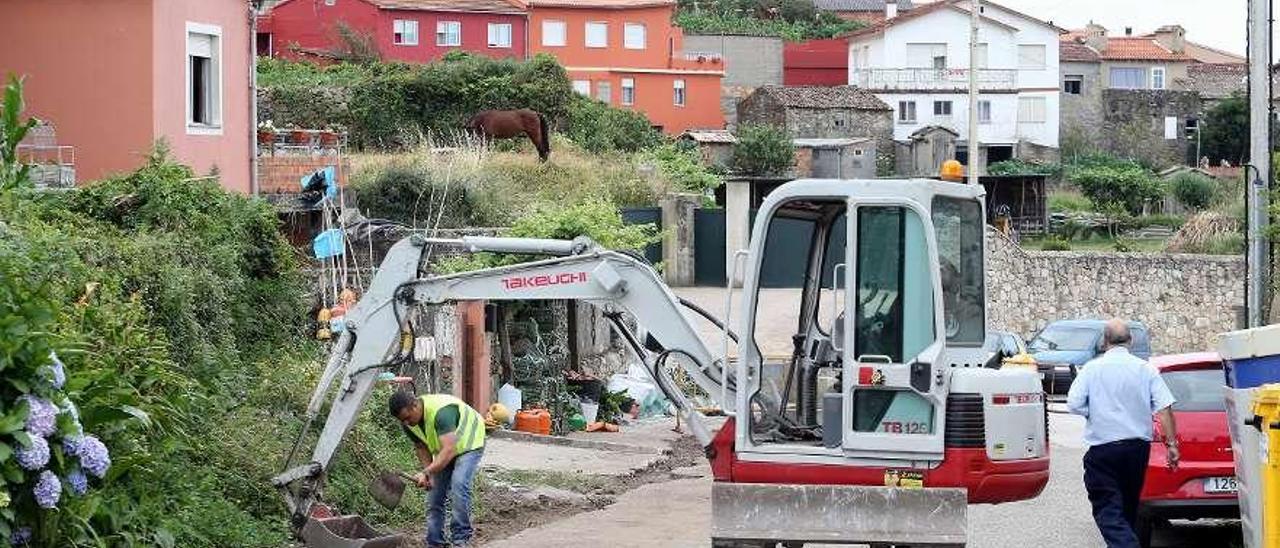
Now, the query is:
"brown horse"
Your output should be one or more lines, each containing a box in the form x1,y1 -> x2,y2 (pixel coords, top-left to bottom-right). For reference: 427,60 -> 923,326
464,109 -> 550,162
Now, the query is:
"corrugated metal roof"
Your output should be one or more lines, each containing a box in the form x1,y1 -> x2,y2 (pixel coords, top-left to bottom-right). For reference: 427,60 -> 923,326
793,137 -> 870,147
680,130 -> 737,144
753,85 -> 891,111
369,0 -> 526,13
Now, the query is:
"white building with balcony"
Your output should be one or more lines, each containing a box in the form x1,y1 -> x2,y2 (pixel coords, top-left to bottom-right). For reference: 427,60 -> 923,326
847,0 -> 1061,168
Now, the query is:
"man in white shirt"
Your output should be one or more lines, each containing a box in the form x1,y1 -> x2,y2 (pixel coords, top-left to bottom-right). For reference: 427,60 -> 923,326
1067,319 -> 1180,548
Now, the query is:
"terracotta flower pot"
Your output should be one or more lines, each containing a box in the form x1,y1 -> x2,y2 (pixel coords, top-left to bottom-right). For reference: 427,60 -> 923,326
319,131 -> 340,146
291,130 -> 310,145
257,130 -> 275,145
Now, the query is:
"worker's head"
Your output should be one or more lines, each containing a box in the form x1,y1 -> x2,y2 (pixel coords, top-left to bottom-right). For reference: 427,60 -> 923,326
389,389 -> 422,427
1102,319 -> 1132,351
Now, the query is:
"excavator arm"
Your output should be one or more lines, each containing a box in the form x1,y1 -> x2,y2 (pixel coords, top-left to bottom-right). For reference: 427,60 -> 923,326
273,234 -> 736,529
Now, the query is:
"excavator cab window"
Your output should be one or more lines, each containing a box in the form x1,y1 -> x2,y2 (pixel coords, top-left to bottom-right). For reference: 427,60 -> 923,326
931,196 -> 985,345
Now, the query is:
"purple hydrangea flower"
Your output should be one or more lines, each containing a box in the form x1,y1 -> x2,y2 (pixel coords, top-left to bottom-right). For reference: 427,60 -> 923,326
10,526 -> 31,546
19,395 -> 57,438
33,470 -> 60,509
75,435 -> 110,478
65,468 -> 88,496
15,435 -> 49,471
45,352 -> 66,389
62,434 -> 82,456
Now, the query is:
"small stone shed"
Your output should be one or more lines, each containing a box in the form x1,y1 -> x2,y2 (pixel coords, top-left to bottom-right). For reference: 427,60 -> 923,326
793,137 -> 876,179
678,129 -> 737,169
736,85 -> 894,154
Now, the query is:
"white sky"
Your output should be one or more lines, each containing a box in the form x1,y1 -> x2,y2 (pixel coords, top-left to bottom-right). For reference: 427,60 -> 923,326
958,0 -> 1271,59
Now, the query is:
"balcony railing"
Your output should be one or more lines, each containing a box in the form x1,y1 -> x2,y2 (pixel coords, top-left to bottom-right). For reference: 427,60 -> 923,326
850,68 -> 1018,91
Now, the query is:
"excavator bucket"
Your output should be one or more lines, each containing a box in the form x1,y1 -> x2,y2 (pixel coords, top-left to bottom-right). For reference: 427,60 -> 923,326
299,514 -> 408,548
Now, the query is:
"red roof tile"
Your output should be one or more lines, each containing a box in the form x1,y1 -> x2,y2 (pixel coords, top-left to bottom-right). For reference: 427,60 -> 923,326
526,0 -> 674,8
369,0 -> 526,13
1060,39 -> 1099,63
1099,37 -> 1189,61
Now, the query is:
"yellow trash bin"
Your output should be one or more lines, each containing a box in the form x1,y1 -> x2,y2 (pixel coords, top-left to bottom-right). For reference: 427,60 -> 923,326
1253,384 -> 1280,548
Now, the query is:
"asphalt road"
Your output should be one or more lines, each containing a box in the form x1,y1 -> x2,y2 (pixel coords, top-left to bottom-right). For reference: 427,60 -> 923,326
969,412 -> 1242,548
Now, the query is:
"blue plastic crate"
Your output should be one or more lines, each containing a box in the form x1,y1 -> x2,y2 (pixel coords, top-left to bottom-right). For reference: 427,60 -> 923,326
1218,325 -> 1280,388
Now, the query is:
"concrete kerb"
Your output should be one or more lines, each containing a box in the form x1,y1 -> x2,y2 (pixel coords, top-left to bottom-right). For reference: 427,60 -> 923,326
489,429 -> 668,456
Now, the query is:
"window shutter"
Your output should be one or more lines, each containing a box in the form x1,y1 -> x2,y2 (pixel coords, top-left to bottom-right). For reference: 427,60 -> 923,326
188,33 -> 213,57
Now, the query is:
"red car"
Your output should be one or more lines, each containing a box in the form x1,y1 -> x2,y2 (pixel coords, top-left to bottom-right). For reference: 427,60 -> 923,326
1137,352 -> 1239,546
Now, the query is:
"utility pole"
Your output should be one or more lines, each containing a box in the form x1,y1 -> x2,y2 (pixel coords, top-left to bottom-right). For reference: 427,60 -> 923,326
1246,0 -> 1271,327
967,0 -> 980,185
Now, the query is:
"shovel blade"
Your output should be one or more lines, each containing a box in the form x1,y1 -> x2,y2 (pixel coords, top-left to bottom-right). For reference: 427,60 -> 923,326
369,472 -> 407,510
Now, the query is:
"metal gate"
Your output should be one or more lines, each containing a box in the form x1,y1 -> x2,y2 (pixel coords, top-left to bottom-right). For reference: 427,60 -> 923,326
694,209 -> 726,286
621,207 -> 663,265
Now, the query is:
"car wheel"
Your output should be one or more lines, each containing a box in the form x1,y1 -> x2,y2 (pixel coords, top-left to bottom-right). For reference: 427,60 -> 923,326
1135,511 -> 1162,548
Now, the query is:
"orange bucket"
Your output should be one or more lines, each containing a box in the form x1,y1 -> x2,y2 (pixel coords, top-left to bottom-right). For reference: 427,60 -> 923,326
514,408 -> 551,435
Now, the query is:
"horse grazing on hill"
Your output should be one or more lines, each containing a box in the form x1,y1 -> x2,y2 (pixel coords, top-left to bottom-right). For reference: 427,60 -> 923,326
464,109 -> 550,162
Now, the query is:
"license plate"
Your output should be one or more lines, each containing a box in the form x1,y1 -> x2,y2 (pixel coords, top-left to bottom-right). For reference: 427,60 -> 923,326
1203,476 -> 1238,494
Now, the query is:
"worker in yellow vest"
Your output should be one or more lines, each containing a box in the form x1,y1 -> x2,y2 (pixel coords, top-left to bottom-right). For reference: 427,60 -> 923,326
390,390 -> 486,548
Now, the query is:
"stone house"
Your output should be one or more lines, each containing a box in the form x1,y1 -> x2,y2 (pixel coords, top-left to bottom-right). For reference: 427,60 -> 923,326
1178,63 -> 1247,110
736,85 -> 894,160
1057,24 -> 1220,167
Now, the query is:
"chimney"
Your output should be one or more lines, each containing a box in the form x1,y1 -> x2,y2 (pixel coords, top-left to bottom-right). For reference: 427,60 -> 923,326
1124,27 -> 1133,36
1083,23 -> 1107,52
1153,24 -> 1186,54
885,0 -> 898,20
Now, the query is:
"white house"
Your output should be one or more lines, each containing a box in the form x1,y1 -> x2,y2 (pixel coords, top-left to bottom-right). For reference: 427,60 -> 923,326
847,0 -> 1061,168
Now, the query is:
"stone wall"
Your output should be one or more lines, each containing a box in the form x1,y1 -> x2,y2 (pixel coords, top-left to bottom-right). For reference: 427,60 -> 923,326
784,108 -> 895,160
986,230 -> 1245,353
1059,61 -> 1103,154
1101,89 -> 1199,168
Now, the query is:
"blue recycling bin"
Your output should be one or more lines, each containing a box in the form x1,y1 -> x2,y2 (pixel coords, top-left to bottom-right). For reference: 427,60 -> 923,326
1218,325 -> 1280,388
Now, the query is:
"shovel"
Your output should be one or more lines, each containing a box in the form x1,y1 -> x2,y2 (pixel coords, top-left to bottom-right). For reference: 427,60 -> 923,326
369,471 -> 423,510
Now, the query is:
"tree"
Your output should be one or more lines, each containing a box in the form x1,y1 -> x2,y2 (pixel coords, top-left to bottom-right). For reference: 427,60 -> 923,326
732,124 -> 793,176
1201,94 -> 1248,166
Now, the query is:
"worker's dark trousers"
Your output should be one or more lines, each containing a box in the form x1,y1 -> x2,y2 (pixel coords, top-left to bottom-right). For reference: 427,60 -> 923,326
1083,438 -> 1151,548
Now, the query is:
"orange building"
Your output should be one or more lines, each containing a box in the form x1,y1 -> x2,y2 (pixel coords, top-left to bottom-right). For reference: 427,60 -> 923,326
527,0 -> 724,134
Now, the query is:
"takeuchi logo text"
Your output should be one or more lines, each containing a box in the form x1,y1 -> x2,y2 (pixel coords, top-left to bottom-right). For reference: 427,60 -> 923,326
501,272 -> 589,291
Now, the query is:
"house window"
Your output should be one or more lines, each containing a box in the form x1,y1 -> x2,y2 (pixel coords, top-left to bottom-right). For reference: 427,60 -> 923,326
436,21 -> 461,47
488,23 -> 512,48
596,81 -> 612,103
621,78 -> 635,105
1152,67 -> 1166,89
572,80 -> 591,95
906,43 -> 946,69
933,100 -> 952,116
624,23 -> 646,50
1064,74 -> 1083,95
898,101 -> 917,123
585,22 -> 608,48
393,19 -> 419,46
974,43 -> 989,69
978,100 -> 992,124
673,78 -> 685,106
187,23 -> 222,133
1109,67 -> 1146,89
542,20 -> 566,47
1017,44 -> 1046,69
1018,96 -> 1046,123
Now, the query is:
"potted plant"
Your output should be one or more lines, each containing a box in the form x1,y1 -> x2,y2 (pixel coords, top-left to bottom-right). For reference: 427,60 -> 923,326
257,120 -> 276,145
290,128 -> 310,145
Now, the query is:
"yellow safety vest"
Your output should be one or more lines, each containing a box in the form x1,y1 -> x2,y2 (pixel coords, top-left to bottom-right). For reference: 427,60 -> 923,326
407,394 -> 486,456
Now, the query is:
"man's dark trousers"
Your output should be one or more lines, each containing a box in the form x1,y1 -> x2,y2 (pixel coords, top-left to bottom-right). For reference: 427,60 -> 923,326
1083,438 -> 1151,548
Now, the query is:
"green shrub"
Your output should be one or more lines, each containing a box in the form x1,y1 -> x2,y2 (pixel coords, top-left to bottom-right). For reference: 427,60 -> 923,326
987,159 -> 1061,177
732,124 -> 793,176
673,0 -> 864,40
1169,172 -> 1217,211
352,158 -> 501,228
1070,164 -> 1163,215
644,144 -> 721,195
1040,236 -> 1072,251
1048,192 -> 1093,213
564,96 -> 663,153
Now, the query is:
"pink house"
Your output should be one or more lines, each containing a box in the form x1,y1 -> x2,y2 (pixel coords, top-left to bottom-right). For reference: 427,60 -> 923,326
261,0 -> 528,63
0,0 -> 255,193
